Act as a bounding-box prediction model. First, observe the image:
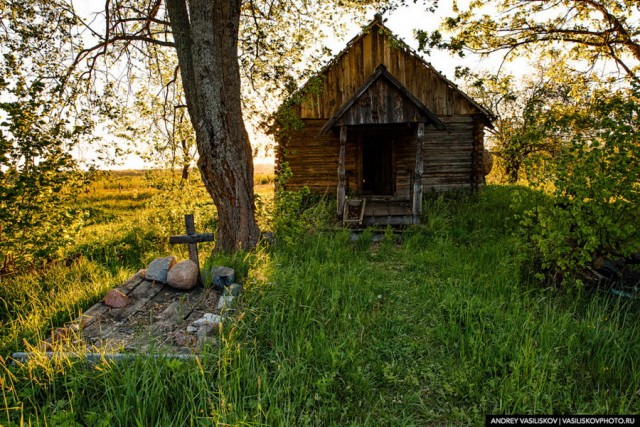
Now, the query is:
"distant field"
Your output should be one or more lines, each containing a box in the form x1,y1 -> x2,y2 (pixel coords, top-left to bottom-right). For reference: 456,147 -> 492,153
254,162 -> 274,175
106,162 -> 275,177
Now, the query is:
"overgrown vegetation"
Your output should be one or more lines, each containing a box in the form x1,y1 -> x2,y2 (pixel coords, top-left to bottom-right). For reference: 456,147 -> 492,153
1,0 -> 639,422
0,170 -> 273,358
518,86 -> 640,281
2,182 -> 639,424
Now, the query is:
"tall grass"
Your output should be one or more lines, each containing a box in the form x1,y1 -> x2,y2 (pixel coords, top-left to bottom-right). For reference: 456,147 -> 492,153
1,184 -> 639,425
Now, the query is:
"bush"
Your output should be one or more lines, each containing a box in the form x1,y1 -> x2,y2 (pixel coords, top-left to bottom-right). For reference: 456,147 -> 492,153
519,86 -> 640,281
0,83 -> 87,274
271,162 -> 334,244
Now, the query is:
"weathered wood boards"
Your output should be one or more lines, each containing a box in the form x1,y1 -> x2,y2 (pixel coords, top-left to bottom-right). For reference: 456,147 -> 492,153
412,123 -> 425,223
337,126 -> 347,217
297,19 -> 492,121
69,272 -> 222,354
321,65 -> 445,132
281,117 -> 479,194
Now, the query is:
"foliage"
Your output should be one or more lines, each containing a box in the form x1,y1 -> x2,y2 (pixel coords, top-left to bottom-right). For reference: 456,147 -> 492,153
417,0 -> 640,83
124,63 -> 197,180
460,61 -> 595,183
0,1 -> 94,274
66,0 -> 436,251
0,170 -> 217,356
271,162 -> 333,243
518,86 -> 640,278
0,89 -> 86,272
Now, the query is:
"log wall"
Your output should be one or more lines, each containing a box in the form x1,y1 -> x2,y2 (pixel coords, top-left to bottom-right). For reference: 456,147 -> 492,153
278,116 -> 481,194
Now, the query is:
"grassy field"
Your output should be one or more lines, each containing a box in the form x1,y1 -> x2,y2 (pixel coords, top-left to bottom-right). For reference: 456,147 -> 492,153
1,172 -> 639,425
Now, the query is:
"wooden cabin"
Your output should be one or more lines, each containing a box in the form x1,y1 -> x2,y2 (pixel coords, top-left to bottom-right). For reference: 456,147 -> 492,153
274,15 -> 494,226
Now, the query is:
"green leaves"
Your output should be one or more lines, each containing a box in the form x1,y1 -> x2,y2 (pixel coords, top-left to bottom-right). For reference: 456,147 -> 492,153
420,0 -> 639,83
519,86 -> 640,279
461,64 -> 580,183
0,87 -> 86,273
0,1 -> 90,274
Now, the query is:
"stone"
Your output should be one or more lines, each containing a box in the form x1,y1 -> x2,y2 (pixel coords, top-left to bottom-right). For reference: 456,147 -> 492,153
196,321 -> 218,338
193,313 -> 222,326
104,289 -> 130,308
225,283 -> 243,296
167,260 -> 199,290
197,323 -> 218,348
186,325 -> 198,333
156,301 -> 179,320
173,331 -> 196,347
145,256 -> 177,284
217,295 -> 234,310
211,266 -> 235,290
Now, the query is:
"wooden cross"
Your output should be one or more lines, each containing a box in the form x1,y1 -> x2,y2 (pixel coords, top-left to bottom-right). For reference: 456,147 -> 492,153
169,214 -> 214,283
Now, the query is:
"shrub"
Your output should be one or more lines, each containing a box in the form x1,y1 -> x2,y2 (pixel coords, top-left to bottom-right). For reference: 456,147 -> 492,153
519,86 -> 640,281
271,162 -> 333,244
0,84 -> 87,274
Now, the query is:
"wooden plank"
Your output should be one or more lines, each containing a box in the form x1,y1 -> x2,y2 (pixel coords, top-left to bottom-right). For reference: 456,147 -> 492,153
81,281 -> 166,346
383,31 -> 391,67
371,28 -> 379,68
79,273 -> 145,328
413,123 -> 425,223
363,215 -> 414,226
337,126 -> 347,218
169,234 -> 215,244
109,281 -> 166,322
363,31 -> 373,76
472,119 -> 485,188
364,202 -> 411,217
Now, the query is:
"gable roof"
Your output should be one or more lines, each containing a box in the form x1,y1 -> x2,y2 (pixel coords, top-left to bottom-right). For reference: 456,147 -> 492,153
320,64 -> 447,133
293,14 -> 495,125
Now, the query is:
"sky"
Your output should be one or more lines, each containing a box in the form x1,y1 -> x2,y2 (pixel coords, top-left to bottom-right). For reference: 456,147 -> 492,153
330,3 -> 487,80
77,1 -> 492,169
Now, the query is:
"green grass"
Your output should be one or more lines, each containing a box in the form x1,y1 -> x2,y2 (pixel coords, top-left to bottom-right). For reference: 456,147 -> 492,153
2,184 -> 639,425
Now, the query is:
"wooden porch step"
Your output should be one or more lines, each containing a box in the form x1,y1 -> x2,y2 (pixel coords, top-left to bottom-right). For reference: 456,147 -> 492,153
343,198 -> 367,225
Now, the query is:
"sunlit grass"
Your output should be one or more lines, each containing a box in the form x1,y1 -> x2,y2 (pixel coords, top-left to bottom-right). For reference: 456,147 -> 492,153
1,181 -> 639,425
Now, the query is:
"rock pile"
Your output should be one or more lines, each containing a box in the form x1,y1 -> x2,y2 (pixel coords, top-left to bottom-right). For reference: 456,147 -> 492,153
95,256 -> 244,351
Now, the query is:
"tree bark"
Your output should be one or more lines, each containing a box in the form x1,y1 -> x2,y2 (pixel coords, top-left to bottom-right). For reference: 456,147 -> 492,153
504,161 -> 520,184
165,0 -> 260,251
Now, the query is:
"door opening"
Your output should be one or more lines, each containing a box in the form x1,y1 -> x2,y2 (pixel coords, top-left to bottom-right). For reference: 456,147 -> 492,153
362,137 -> 393,195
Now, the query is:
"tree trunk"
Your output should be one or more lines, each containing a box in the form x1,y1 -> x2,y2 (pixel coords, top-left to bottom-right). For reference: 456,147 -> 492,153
504,160 -> 520,184
180,139 -> 190,180
166,0 -> 260,251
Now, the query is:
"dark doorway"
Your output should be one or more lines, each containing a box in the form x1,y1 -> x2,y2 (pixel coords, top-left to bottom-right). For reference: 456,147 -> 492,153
362,137 -> 393,195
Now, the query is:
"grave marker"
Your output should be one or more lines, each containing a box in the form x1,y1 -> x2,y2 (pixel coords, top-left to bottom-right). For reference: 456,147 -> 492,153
169,214 -> 214,284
